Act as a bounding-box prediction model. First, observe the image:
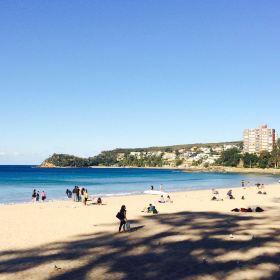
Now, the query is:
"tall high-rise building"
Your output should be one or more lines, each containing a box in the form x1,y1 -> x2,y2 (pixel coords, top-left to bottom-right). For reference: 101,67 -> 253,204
243,124 -> 277,154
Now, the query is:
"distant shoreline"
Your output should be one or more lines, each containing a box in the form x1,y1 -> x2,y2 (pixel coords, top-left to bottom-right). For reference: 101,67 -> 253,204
38,164 -> 280,175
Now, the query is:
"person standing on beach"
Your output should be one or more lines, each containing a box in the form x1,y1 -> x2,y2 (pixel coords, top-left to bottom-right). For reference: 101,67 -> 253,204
72,186 -> 78,202
36,191 -> 40,202
77,187 -> 81,202
41,191 -> 46,202
66,189 -> 72,199
32,189 -> 37,202
116,205 -> 127,232
84,189 -> 88,205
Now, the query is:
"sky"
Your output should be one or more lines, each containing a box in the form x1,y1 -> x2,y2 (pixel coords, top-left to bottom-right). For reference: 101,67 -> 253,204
0,0 -> 279,164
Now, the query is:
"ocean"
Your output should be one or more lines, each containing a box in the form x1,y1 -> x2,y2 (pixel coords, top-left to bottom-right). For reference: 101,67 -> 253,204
0,165 -> 279,204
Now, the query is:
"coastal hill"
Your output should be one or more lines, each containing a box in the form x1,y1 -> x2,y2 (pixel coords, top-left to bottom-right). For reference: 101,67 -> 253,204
40,139 -> 280,170
41,141 -> 243,168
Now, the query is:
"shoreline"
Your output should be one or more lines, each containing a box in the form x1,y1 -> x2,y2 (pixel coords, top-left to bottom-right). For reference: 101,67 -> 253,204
1,180 -> 279,206
38,164 -> 280,174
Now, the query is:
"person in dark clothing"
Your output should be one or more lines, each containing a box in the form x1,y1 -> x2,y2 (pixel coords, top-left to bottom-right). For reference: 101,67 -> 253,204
32,189 -> 37,202
117,205 -> 127,232
227,189 -> 234,199
77,187 -> 81,202
36,191 -> 40,202
72,186 -> 77,201
66,189 -> 72,199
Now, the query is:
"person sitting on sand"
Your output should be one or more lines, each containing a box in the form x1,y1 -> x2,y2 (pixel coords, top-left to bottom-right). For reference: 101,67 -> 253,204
166,195 -> 173,203
41,191 -> 46,202
212,189 -> 219,195
227,190 -> 234,199
142,204 -> 158,214
116,205 -> 127,232
211,189 -> 223,201
158,195 -> 165,203
97,197 -> 102,205
148,204 -> 158,214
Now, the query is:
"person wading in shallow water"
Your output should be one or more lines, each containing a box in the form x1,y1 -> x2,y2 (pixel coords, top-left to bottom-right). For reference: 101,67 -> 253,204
116,205 -> 127,232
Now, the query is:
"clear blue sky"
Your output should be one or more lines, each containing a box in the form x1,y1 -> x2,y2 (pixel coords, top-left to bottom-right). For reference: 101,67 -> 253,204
0,1 -> 279,164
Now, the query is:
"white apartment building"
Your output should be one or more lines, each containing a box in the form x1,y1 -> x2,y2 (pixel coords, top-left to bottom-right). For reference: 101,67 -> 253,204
243,124 -> 277,154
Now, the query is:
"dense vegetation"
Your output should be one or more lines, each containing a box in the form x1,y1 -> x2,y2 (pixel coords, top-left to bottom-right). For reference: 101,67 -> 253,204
42,152 -> 165,168
216,140 -> 280,168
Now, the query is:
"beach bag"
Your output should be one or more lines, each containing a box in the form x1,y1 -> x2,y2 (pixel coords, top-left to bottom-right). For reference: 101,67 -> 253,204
125,221 -> 130,231
116,212 -> 121,220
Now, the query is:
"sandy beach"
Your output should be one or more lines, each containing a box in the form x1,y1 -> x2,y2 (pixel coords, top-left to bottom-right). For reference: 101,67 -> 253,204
1,183 -> 280,280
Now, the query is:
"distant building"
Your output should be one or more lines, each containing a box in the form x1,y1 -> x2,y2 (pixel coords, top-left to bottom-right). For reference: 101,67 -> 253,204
243,124 -> 277,154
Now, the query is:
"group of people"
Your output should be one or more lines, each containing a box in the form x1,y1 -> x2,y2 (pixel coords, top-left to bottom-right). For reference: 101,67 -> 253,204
31,189 -> 46,202
158,194 -> 173,203
211,189 -> 237,200
212,182 -> 269,202
66,186 -> 102,206
256,183 -> 267,195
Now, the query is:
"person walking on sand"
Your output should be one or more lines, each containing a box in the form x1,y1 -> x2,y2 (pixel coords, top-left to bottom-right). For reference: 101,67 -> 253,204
116,205 -> 127,232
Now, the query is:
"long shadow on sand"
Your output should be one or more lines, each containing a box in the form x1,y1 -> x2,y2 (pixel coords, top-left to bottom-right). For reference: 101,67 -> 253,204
1,210 -> 280,280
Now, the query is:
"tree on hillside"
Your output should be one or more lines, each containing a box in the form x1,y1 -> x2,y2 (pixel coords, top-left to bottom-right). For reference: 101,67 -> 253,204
258,151 -> 273,169
242,153 -> 259,168
216,148 -> 241,167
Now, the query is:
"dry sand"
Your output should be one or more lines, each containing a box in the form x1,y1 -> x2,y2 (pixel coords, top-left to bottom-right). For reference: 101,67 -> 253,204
1,183 -> 280,280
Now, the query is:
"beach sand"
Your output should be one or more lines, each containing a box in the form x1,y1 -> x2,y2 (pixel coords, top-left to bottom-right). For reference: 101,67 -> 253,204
1,183 -> 280,280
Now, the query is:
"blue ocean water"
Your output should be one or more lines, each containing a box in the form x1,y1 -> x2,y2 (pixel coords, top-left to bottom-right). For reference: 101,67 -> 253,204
0,165 -> 279,204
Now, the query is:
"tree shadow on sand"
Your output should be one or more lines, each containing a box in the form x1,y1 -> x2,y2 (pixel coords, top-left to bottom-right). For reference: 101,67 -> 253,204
1,209 -> 280,280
